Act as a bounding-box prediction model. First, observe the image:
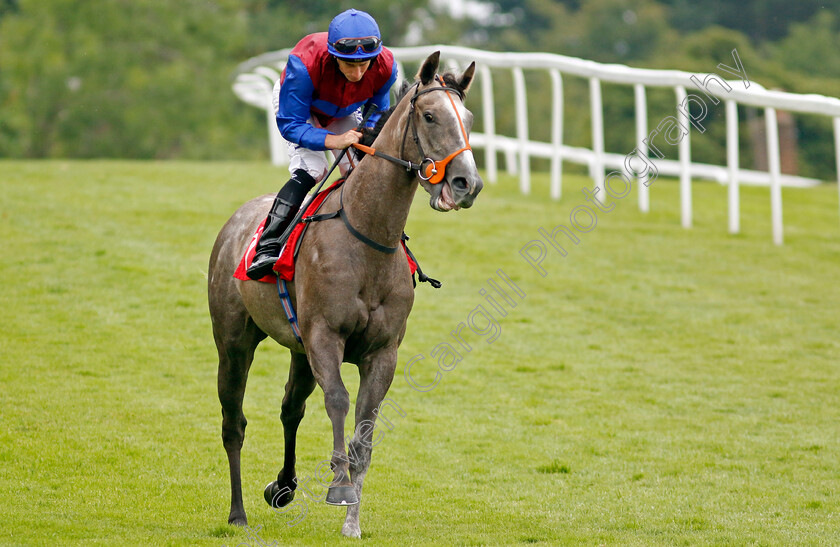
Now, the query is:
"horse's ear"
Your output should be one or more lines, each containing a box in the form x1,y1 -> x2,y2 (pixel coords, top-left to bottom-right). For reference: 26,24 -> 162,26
459,62 -> 476,94
417,51 -> 440,85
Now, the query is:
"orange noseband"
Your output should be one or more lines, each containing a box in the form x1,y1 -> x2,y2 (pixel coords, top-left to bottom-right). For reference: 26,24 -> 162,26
419,78 -> 471,184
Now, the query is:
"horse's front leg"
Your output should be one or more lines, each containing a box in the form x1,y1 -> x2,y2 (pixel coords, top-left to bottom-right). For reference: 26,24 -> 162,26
303,326 -> 357,506
342,346 -> 399,538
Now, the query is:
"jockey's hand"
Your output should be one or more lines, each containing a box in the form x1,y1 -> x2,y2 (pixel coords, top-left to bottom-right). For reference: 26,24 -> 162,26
325,130 -> 362,150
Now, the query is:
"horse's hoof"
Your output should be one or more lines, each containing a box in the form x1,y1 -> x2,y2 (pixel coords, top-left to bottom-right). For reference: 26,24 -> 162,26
264,481 -> 295,508
228,515 -> 248,527
341,522 -> 362,538
325,485 -> 359,506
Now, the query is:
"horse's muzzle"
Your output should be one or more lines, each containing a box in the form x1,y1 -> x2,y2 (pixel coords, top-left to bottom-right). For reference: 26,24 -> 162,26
452,172 -> 483,209
431,174 -> 483,211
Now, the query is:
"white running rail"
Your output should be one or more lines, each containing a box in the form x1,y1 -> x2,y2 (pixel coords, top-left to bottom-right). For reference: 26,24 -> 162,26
232,45 -> 840,244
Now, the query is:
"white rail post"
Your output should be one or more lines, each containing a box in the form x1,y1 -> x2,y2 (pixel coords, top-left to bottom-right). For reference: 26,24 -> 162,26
512,66 -> 530,195
634,83 -> 649,212
252,66 -> 286,166
480,65 -> 498,184
726,99 -> 740,234
549,69 -> 564,200
676,86 -> 692,228
504,148 -> 518,175
766,107 -> 783,245
835,116 -> 840,223
589,77 -> 605,198
395,61 -> 407,86
266,100 -> 288,166
445,59 -> 460,73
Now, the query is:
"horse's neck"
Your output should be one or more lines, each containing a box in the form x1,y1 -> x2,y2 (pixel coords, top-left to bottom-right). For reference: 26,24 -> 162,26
342,160 -> 416,248
342,118 -> 417,248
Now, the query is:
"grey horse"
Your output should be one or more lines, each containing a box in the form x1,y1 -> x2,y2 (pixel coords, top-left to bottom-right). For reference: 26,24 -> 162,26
208,52 -> 482,538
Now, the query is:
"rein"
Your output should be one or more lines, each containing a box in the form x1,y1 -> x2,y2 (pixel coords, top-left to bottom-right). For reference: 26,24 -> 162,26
307,76 -> 470,261
352,75 -> 471,184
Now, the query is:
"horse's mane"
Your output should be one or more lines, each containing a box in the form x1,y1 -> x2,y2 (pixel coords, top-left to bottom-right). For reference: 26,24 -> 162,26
354,72 -> 466,159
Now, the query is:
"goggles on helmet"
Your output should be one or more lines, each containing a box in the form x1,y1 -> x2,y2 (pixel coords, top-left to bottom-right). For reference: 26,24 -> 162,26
330,36 -> 381,56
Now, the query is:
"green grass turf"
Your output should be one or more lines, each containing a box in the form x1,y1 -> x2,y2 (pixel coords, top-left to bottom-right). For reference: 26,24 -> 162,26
1,160 -> 839,546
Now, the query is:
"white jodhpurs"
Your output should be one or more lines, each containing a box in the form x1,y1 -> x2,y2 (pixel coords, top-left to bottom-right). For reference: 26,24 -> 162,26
286,112 -> 360,182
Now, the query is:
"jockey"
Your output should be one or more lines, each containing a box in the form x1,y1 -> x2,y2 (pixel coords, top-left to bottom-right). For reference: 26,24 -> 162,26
246,8 -> 398,280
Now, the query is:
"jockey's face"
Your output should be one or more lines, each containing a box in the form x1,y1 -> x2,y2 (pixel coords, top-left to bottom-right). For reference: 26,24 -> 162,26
335,58 -> 371,83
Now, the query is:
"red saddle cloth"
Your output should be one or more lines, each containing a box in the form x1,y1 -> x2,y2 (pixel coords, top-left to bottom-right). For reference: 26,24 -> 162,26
233,180 -> 418,284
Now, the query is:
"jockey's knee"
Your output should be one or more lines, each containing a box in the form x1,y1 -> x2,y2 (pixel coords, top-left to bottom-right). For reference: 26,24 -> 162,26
290,164 -> 327,184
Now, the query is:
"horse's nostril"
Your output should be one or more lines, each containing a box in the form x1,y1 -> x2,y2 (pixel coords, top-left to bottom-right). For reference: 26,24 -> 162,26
451,177 -> 469,192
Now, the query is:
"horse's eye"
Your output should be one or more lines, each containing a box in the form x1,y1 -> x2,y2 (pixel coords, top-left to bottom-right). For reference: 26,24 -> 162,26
423,112 -> 434,123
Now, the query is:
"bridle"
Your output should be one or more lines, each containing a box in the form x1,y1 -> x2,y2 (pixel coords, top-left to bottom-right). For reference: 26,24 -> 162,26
351,75 -> 472,184
301,75 -> 473,261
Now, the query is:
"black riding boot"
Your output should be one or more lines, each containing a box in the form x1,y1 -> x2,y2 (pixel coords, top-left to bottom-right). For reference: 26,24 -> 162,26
246,169 -> 317,280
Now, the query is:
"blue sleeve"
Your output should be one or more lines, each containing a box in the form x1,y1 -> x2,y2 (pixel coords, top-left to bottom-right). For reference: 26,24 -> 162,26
276,55 -> 329,151
365,62 -> 399,128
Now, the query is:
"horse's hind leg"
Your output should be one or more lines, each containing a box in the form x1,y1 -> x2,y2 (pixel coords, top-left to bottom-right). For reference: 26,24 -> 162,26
214,315 -> 266,526
264,351 -> 316,508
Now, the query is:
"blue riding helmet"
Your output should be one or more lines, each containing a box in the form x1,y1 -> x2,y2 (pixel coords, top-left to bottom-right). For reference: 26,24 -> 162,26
327,9 -> 383,61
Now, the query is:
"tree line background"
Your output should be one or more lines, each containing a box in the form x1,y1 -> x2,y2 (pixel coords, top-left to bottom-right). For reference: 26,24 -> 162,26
1,0 -> 839,178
